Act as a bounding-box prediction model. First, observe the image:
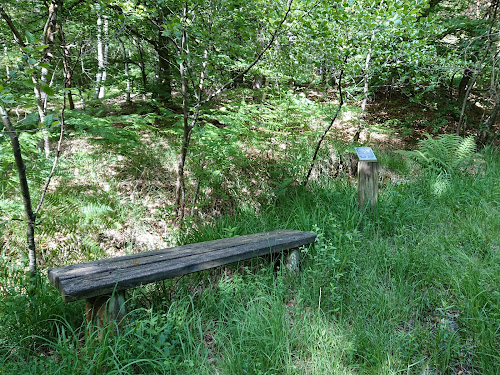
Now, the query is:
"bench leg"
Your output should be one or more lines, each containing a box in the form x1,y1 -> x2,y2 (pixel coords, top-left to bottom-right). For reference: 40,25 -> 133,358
85,291 -> 126,339
285,249 -> 300,272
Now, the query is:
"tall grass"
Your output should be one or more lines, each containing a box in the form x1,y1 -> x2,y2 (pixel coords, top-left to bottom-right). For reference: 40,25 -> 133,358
3,144 -> 496,374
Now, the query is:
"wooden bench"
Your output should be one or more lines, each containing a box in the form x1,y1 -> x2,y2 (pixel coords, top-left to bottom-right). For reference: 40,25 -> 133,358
48,229 -> 316,326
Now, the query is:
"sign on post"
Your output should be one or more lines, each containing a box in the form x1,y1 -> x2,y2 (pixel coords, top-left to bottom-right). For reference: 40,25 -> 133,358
355,147 -> 378,211
355,147 -> 377,162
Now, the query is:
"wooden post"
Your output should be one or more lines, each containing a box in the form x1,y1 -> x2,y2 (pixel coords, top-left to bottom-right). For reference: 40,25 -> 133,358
285,249 -> 300,273
85,291 -> 126,339
357,160 -> 379,211
355,147 -> 378,211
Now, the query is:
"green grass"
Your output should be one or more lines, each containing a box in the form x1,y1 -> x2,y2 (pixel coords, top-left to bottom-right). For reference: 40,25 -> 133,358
0,93 -> 498,374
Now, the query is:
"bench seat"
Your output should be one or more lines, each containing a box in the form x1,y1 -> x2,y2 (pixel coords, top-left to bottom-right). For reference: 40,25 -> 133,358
48,229 -> 316,303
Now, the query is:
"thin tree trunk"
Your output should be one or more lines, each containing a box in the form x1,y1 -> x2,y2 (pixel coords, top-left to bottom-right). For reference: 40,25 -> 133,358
304,69 -> 344,186
36,95 -> 66,215
174,4 -> 211,221
457,66 -> 472,99
99,15 -> 109,99
457,1 -> 498,135
320,60 -> 327,86
40,0 -> 61,158
95,4 -> 106,99
133,38 -> 148,100
253,27 -> 265,91
0,106 -> 37,279
157,11 -> 173,104
0,3 -> 57,158
252,27 -> 266,102
79,48 -> 87,109
3,43 -> 9,76
354,33 -> 373,143
478,91 -> 500,143
57,18 -> 75,110
118,37 -> 131,103
175,5 -> 191,221
173,0 -> 293,220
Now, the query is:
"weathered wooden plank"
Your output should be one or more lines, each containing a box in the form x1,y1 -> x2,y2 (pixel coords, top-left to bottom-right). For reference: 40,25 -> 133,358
48,230 -> 293,287
59,230 -> 315,301
48,230 -> 316,302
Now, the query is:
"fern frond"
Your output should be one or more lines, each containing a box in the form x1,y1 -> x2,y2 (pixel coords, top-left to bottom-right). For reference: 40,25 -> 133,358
398,134 -> 483,175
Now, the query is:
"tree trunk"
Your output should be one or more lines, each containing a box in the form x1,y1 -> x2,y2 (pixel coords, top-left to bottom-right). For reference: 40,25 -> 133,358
252,27 -> 266,99
1,2 -> 58,158
40,0 -> 61,158
175,7 -> 190,221
101,16 -> 109,99
155,48 -> 173,103
156,29 -> 173,103
135,39 -> 148,100
354,32 -> 373,143
320,60 -> 327,86
0,106 -> 37,279
79,46 -> 87,109
174,8 -> 208,222
56,17 -> 75,110
253,75 -> 264,90
3,43 -> 9,76
457,66 -> 472,99
170,0 -> 294,220
94,4 -> 107,99
478,91 -> 500,143
118,37 -> 131,103
175,128 -> 190,221
457,0 -> 498,135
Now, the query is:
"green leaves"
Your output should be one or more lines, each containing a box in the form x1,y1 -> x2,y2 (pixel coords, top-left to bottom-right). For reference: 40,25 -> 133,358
40,85 -> 54,96
0,86 -> 14,105
22,80 -> 35,88
0,94 -> 15,104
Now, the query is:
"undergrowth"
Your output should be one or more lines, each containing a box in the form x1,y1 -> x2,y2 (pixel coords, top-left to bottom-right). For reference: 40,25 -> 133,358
0,91 -> 498,374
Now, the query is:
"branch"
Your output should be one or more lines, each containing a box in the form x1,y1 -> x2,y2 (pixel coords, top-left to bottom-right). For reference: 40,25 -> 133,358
202,0 -> 294,104
35,93 -> 65,215
0,4 -> 27,48
108,3 -> 161,49
303,68 -> 345,186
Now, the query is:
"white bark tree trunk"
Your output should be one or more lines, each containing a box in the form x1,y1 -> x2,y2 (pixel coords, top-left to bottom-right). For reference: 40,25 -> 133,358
354,31 -> 374,143
3,43 -> 9,76
95,5 -> 108,99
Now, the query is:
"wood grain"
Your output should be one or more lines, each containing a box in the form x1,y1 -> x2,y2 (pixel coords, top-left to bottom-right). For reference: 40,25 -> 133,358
48,230 -> 316,302
358,161 -> 379,210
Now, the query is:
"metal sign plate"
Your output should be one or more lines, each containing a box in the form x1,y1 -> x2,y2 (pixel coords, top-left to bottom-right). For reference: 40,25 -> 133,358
355,147 -> 377,161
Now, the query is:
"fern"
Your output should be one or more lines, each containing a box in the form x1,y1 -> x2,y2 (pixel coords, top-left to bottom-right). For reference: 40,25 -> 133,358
80,202 -> 113,224
397,134 -> 483,175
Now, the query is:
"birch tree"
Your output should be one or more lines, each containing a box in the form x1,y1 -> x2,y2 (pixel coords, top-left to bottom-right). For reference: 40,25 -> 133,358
0,2 -> 60,158
94,3 -> 108,99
